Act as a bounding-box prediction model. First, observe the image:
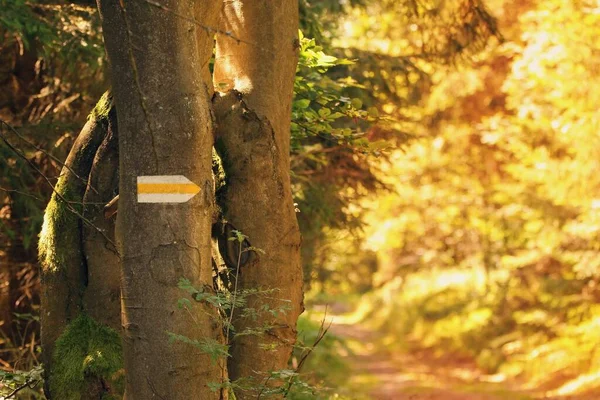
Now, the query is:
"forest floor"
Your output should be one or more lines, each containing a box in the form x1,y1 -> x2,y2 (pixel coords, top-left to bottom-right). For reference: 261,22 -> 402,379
326,307 -> 600,400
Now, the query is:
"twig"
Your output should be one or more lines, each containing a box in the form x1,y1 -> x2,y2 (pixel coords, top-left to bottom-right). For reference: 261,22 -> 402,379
139,0 -> 262,49
283,306 -> 332,397
256,371 -> 273,400
0,119 -> 99,195
4,378 -> 40,399
226,237 -> 243,342
0,128 -> 119,254
298,307 -> 332,373
0,187 -> 44,202
0,187 -> 111,208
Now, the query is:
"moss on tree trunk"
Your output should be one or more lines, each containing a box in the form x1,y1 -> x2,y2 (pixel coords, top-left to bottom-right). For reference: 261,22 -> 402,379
39,93 -> 122,399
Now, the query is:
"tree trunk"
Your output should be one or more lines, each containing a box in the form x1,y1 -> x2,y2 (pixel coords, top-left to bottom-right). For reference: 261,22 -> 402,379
213,0 -> 304,395
40,1 -> 303,397
98,1 -> 224,398
38,114 -> 104,366
38,94 -> 122,398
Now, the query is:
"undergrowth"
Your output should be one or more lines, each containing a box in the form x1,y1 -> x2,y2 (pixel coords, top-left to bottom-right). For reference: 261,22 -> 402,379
360,266 -> 600,393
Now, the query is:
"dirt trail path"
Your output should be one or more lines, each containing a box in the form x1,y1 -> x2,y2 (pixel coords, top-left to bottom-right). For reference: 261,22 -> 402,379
328,317 -> 597,400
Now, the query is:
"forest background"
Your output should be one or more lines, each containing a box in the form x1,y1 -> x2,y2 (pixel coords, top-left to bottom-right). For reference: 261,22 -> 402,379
1,0 -> 600,398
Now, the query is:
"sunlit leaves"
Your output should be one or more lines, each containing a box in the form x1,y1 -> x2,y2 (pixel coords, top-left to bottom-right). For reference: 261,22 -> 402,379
358,0 -> 600,384
292,32 -> 383,153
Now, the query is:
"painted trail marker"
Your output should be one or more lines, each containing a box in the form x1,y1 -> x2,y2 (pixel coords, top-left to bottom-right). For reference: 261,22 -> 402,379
137,175 -> 201,203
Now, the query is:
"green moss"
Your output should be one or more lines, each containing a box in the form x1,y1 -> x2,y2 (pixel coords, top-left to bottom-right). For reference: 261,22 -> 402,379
38,179 -> 82,273
39,91 -> 114,273
50,315 -> 124,399
88,91 -> 113,121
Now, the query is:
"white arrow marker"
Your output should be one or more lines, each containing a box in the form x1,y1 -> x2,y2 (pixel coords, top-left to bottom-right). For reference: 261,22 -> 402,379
137,175 -> 201,203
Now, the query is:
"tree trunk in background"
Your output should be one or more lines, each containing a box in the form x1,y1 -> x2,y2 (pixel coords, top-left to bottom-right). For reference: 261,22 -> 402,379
38,93 -> 123,400
213,0 -> 304,394
38,113 -> 106,379
98,1 -> 223,398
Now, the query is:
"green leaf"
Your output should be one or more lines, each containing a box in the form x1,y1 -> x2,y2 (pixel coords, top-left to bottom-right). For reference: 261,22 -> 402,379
318,108 -> 331,118
367,107 -> 380,118
177,298 -> 192,309
294,99 -> 311,109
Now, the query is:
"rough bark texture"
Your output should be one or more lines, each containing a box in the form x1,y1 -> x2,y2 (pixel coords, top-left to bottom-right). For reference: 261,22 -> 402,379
38,112 -> 106,378
81,103 -> 120,330
214,0 -> 304,394
38,94 -> 122,398
98,1 -> 224,398
40,1 -> 302,397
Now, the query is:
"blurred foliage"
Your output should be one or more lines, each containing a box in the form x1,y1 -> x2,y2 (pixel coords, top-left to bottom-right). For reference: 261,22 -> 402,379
331,0 -> 501,128
1,2 -> 105,378
0,1 -> 105,119
1,0 -> 105,251
336,0 -> 600,394
299,0 -> 366,45
300,0 -> 502,293
291,31 -> 389,287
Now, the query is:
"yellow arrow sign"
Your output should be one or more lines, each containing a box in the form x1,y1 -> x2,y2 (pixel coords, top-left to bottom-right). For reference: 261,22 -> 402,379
137,175 -> 201,203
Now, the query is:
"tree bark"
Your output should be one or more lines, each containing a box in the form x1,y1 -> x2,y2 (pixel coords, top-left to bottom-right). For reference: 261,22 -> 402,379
98,1 -> 223,398
38,118 -> 105,365
81,103 -> 120,331
40,1 -> 303,397
38,102 -> 113,397
213,0 -> 304,395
